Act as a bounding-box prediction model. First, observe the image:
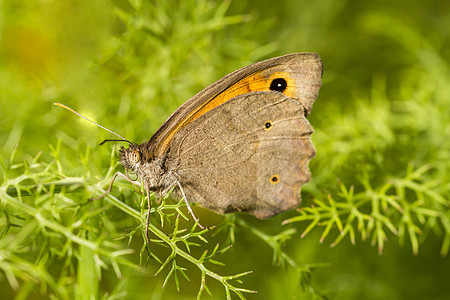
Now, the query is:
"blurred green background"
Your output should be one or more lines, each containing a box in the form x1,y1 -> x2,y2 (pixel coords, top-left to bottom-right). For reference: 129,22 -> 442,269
1,0 -> 449,299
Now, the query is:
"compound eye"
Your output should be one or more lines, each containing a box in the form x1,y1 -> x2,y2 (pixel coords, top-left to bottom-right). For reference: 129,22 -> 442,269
129,150 -> 140,164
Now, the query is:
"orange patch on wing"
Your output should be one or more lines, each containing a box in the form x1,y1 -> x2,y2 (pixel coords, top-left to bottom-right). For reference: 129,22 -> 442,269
190,70 -> 295,121
159,68 -> 295,153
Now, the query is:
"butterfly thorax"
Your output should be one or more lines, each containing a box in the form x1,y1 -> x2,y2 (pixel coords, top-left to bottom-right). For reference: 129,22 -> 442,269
119,143 -> 176,194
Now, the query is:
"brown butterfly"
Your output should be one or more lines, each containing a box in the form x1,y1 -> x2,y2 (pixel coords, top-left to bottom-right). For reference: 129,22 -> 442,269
57,52 -> 322,233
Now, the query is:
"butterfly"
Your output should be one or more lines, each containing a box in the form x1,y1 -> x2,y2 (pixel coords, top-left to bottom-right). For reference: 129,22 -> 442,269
56,52 -> 322,234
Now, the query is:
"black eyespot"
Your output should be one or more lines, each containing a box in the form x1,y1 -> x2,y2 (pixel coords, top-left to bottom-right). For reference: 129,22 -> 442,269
269,78 -> 287,93
270,175 -> 279,184
264,121 -> 272,130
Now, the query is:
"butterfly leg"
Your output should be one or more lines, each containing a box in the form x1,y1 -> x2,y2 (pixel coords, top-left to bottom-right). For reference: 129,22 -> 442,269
90,171 -> 141,201
176,180 -> 205,229
144,187 -> 151,244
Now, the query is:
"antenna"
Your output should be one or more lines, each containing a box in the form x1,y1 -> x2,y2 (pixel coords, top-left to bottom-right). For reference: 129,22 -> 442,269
54,103 -> 133,145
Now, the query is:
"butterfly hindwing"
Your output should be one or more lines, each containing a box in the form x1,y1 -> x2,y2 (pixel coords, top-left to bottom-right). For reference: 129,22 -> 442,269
167,91 -> 315,218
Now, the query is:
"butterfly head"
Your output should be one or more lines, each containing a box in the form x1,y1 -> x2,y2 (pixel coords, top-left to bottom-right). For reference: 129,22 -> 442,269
119,144 -> 146,175
119,142 -> 168,190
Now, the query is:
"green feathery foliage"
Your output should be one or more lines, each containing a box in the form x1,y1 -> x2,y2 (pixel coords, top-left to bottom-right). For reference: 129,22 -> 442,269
0,0 -> 449,299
